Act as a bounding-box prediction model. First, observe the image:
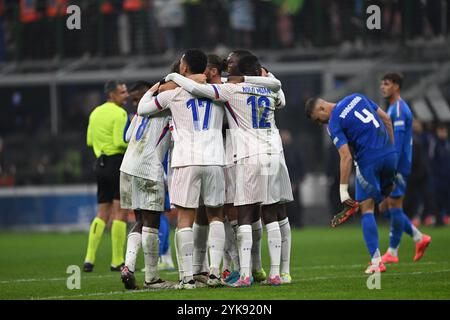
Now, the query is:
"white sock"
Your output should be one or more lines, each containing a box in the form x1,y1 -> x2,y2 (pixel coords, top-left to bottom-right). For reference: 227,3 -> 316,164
176,227 -> 194,283
226,220 -> 240,271
142,227 -> 159,283
125,232 -> 142,273
266,222 -> 282,277
161,245 -> 175,266
388,247 -> 399,257
223,220 -> 232,271
192,223 -> 209,274
279,218 -> 291,275
251,219 -> 262,272
208,221 -> 225,277
371,249 -> 381,266
412,225 -> 423,242
173,228 -> 183,281
237,224 -> 252,278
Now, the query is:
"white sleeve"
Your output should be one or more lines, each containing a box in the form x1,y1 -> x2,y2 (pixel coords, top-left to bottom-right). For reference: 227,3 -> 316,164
137,89 -> 170,116
244,76 -> 281,92
165,73 -> 228,102
275,89 -> 286,109
125,115 -> 138,142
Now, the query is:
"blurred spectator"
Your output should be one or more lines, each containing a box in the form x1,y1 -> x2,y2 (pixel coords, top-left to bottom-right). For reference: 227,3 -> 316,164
404,120 -> 435,226
45,0 -> 68,58
98,0 -> 121,56
229,0 -> 255,48
20,0 -> 45,59
274,0 -> 305,48
428,123 -> 450,225
0,0 -> 5,61
281,129 -> 305,228
154,0 -> 185,52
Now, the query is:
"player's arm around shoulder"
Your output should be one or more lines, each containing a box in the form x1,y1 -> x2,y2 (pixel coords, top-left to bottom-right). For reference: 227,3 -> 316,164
165,72 -> 229,102
243,74 -> 282,92
137,83 -> 171,116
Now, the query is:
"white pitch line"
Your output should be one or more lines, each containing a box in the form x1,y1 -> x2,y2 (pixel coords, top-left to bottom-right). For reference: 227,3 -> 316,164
0,274 -> 117,285
299,269 -> 450,282
33,269 -> 450,300
1,261 -> 448,285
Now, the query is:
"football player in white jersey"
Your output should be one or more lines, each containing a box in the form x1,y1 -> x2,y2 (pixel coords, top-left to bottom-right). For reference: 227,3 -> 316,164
138,49 -> 227,289
164,53 -> 293,287
119,79 -> 174,290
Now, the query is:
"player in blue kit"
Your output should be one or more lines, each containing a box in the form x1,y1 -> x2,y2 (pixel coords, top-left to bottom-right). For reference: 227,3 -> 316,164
305,93 -> 396,273
379,73 -> 431,264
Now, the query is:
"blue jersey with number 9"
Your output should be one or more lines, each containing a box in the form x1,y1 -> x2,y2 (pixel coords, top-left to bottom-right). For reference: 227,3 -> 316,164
327,93 -> 395,167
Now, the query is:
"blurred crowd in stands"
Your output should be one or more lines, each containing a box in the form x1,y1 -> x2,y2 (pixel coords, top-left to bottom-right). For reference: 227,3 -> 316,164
0,0 -> 449,61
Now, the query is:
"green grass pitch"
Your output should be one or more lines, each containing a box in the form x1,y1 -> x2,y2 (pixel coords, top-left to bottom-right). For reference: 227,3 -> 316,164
1,225 -> 449,300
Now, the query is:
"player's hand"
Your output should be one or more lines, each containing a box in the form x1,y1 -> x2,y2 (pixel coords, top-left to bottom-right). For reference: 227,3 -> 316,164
227,76 -> 244,84
342,198 -> 357,208
188,73 -> 207,84
149,82 -> 160,93
331,199 -> 360,228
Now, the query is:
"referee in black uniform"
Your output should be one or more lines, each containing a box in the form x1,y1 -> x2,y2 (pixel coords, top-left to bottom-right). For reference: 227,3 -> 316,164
83,80 -> 130,272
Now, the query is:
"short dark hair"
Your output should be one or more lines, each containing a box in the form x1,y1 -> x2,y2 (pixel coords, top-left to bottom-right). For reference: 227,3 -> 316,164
170,60 -> 181,73
207,54 -> 226,74
182,49 -> 208,74
381,72 -> 404,89
237,54 -> 261,76
231,49 -> 253,60
305,97 -> 319,119
104,80 -> 125,96
129,80 -> 151,93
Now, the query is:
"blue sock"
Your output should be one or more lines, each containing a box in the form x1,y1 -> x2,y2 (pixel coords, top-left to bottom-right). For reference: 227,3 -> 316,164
159,214 -> 170,256
361,213 -> 379,257
389,208 -> 404,249
402,212 -> 413,237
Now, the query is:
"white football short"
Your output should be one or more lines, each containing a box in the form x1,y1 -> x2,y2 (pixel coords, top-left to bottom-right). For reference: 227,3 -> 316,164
234,153 -> 293,206
169,165 -> 225,208
224,165 -> 236,205
120,172 -> 165,212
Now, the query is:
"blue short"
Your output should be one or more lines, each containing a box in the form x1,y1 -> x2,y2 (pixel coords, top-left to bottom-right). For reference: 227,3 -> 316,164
355,152 -> 398,203
164,190 -> 171,212
390,172 -> 408,198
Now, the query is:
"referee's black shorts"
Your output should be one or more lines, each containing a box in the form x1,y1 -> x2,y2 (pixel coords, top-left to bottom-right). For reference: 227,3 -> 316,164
95,154 -> 123,204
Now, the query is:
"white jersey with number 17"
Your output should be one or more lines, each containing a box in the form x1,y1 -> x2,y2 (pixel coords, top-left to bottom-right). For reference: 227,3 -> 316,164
138,87 -> 225,168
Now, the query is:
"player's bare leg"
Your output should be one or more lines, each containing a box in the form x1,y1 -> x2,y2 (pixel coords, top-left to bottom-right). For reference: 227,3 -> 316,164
206,206 -> 225,286
193,206 -> 209,285
175,206 -> 196,289
83,203 -> 111,272
278,204 -> 292,284
360,199 -> 385,274
110,200 -> 128,271
261,203 -> 282,285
